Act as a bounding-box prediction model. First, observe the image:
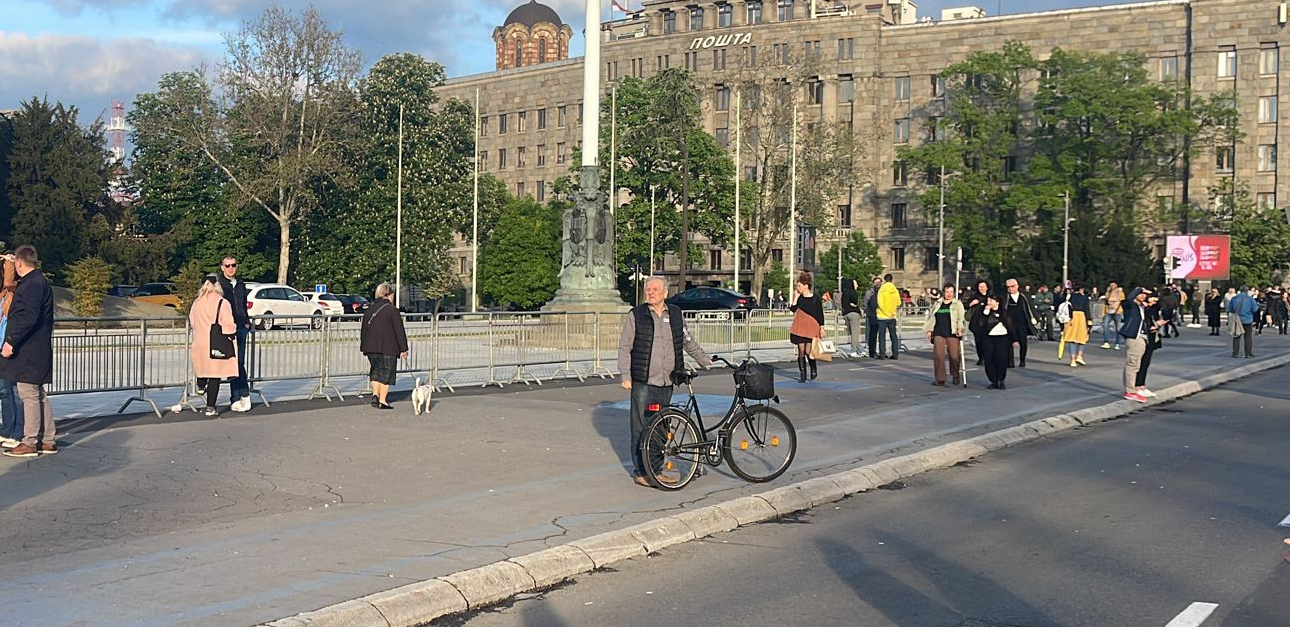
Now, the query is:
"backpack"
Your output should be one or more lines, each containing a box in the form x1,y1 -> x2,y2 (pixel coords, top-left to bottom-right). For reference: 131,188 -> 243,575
1056,300 -> 1072,324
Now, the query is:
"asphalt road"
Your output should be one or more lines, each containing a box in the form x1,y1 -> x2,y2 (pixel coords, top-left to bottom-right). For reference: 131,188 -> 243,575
454,366 -> 1290,627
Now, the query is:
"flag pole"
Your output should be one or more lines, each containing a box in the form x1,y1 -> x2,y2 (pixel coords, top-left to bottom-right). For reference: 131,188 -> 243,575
396,104 -> 404,309
472,88 -> 480,313
734,90 -> 741,294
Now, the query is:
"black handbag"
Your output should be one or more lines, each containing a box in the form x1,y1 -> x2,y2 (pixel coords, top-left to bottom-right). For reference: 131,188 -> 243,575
209,300 -> 236,360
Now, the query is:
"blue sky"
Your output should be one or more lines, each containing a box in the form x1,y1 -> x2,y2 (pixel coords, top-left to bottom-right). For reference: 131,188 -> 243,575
1,0 -> 1148,122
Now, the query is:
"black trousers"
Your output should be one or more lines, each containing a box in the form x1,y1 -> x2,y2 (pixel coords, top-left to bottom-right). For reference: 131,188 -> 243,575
197,378 -> 226,408
1232,325 -> 1254,357
1036,311 -> 1054,340
982,334 -> 1011,385
865,318 -> 880,357
1134,343 -> 1156,388
1009,334 -> 1028,366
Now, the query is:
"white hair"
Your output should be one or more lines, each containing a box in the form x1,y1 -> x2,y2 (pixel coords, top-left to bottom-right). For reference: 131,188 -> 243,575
375,282 -> 395,299
644,276 -> 669,290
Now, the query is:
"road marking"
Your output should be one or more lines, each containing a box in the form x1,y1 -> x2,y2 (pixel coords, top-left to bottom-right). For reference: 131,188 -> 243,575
1278,513 -> 1290,528
1165,602 -> 1218,627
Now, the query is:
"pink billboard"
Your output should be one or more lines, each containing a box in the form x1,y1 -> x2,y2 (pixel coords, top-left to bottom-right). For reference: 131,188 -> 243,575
1167,235 -> 1230,280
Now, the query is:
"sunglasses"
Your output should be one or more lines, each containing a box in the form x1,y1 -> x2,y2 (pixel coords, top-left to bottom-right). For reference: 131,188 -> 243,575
223,263 -> 238,268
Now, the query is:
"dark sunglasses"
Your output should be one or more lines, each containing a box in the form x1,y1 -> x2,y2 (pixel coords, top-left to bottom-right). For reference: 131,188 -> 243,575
223,263 -> 238,268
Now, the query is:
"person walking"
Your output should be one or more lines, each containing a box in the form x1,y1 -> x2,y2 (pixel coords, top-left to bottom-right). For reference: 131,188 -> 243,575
1227,286 -> 1258,358
0,245 -> 57,458
789,271 -> 826,382
862,276 -> 882,358
1270,287 -> 1289,335
618,276 -> 711,487
1204,287 -> 1223,335
970,293 -> 1013,390
966,279 -> 991,366
1119,287 -> 1155,403
360,282 -> 409,409
1254,288 -> 1269,335
1052,284 -> 1068,339
0,254 -> 20,449
217,255 -> 254,413
1134,292 -> 1164,399
840,278 -> 863,359
1060,281 -> 1093,367
1004,278 -> 1039,367
923,284 -> 965,387
189,275 -> 240,417
1033,285 -> 1054,341
875,273 -> 901,359
1101,281 -> 1125,349
1159,286 -> 1179,338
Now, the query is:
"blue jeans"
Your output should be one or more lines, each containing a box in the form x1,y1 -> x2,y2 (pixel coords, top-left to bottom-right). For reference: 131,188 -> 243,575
629,383 -> 674,476
1102,313 -> 1123,344
876,318 -> 899,357
231,326 -> 250,401
0,378 -> 20,441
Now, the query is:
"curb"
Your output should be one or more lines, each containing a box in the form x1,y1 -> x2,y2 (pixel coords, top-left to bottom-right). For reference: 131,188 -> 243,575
260,353 -> 1290,627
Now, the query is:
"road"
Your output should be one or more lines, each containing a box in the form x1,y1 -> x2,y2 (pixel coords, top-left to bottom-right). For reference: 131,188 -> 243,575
454,367 -> 1290,627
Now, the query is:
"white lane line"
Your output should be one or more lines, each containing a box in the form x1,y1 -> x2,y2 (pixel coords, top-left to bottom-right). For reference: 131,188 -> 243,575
1165,602 -> 1219,627
1278,513 -> 1290,528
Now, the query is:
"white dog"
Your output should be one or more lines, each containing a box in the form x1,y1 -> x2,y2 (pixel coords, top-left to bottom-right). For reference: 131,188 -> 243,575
411,377 -> 434,416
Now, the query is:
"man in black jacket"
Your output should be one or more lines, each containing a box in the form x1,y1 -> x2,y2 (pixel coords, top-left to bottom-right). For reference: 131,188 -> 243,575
217,254 -> 253,412
0,246 -> 57,458
840,278 -> 863,359
862,277 -> 882,358
1004,278 -> 1038,367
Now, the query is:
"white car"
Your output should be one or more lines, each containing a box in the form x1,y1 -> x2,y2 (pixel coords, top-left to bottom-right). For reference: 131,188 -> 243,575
245,283 -> 325,330
302,291 -> 346,318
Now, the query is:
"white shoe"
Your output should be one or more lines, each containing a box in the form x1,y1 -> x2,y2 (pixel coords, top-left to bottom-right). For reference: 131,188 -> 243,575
1139,388 -> 1157,398
1100,342 -> 1111,349
0,437 -> 18,449
231,397 -> 251,413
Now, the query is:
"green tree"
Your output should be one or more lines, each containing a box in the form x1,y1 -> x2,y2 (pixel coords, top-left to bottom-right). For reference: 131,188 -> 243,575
1211,178 -> 1290,286
816,231 -> 885,296
0,113 -> 13,239
4,98 -> 113,277
478,196 -> 562,310
170,259 -> 208,314
66,256 -> 112,317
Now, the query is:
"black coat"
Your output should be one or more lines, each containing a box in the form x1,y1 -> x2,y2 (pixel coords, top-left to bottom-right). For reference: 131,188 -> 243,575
218,275 -> 251,328
1204,294 -> 1223,327
1005,292 -> 1038,337
840,281 -> 861,316
360,299 -> 409,357
970,304 -> 1013,337
0,269 -> 55,385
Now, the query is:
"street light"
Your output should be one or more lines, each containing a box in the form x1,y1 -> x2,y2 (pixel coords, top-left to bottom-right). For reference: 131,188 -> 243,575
1062,191 -> 1072,289
937,165 -> 962,289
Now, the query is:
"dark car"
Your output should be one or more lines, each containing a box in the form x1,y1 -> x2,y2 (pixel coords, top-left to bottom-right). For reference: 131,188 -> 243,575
335,294 -> 370,315
106,285 -> 138,298
667,287 -> 757,313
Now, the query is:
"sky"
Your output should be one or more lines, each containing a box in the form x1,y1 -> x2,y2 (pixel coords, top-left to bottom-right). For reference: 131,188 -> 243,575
1,0 -> 1151,123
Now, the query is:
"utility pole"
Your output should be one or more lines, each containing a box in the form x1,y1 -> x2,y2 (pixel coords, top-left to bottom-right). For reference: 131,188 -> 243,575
395,104 -> 404,309
1062,191 -> 1071,289
471,88 -> 480,313
788,101 -> 797,304
734,90 -> 741,294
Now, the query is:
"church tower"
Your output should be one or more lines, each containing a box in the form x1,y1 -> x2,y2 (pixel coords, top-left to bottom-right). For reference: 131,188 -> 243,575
494,0 -> 573,71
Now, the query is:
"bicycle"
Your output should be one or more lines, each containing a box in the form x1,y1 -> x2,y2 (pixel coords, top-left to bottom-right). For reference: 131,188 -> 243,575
638,355 -> 797,491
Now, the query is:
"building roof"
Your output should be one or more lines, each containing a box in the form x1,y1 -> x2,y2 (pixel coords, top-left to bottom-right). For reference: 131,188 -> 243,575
504,0 -> 564,27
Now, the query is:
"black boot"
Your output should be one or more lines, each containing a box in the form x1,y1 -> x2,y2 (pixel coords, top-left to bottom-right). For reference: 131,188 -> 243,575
798,356 -> 808,383
809,358 -> 818,380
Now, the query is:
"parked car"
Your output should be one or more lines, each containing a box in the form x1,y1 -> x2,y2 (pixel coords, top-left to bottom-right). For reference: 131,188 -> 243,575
245,283 -> 325,329
106,284 -> 138,298
667,287 -> 757,314
301,291 -> 346,317
129,282 -> 181,308
334,294 -> 370,315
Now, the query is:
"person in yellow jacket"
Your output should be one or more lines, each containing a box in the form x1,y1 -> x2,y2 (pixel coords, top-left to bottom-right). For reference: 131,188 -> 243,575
875,273 -> 902,359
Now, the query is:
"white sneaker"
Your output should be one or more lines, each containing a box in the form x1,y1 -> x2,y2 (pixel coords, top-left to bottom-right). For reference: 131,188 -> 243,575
1139,388 -> 1157,398
0,437 -> 18,449
231,397 -> 251,413
1101,342 -> 1111,349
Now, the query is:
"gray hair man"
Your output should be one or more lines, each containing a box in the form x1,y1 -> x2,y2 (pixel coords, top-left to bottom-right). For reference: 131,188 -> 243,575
618,276 -> 711,488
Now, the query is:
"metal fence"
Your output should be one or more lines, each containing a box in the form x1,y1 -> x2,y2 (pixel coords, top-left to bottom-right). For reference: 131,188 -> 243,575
44,307 -> 939,418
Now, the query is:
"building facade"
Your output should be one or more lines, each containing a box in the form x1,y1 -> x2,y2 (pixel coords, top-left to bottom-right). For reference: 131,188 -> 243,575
442,0 -> 1290,294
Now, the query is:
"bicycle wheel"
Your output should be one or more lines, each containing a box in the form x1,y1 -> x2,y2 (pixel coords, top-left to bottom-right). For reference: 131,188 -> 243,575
640,409 -> 703,491
723,405 -> 796,483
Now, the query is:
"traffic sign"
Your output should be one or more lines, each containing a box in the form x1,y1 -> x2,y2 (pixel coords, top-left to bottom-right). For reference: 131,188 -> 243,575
315,283 -> 326,294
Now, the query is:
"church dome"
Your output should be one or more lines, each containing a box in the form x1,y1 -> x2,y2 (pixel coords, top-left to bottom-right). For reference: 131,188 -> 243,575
504,0 -> 564,27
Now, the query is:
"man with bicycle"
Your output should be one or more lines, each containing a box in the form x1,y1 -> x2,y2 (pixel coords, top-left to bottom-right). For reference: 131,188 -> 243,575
618,276 -> 712,488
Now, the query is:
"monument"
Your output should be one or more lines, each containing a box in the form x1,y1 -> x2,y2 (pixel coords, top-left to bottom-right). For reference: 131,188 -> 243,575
544,0 -> 628,313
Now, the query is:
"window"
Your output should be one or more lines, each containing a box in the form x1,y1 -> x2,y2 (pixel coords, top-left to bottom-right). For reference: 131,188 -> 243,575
894,76 -> 911,101
557,142 -> 567,165
891,203 -> 907,228
747,1 -> 763,24
498,148 -> 507,169
894,118 -> 910,144
771,248 -> 784,264
1260,46 -> 1279,75
715,85 -> 731,111
837,37 -> 854,61
1258,144 -> 1277,172
777,0 -> 793,21
517,110 -> 527,132
774,43 -> 791,64
1259,96 -> 1278,123
498,113 -> 508,134
744,165 -> 758,181
538,39 -> 547,64
517,146 -> 526,168
1216,145 -> 1234,172
806,79 -> 823,105
890,247 -> 906,271
715,127 -> 730,147
663,11 -> 676,34
536,144 -> 547,167
479,116 -> 489,137
517,181 -> 526,197
804,40 -> 820,61
929,116 -> 946,141
690,7 -> 704,31
558,105 -> 567,128
537,108 -> 547,130
745,45 -> 758,65
459,256 -> 468,275
515,40 -> 523,68
712,48 -> 727,70
718,3 -> 732,27
710,249 -> 723,270
838,75 -> 854,103
925,247 -> 939,273
657,54 -> 671,69
892,161 -> 907,186
685,51 -> 699,71
1160,56 -> 1179,80
1257,192 -> 1276,210
931,75 -> 946,98
478,150 -> 488,171
1002,155 -> 1018,181
537,181 -> 547,203
1218,46 -> 1237,78
837,204 -> 852,227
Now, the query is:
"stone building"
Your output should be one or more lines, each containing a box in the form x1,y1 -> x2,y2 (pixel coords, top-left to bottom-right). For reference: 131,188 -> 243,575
493,0 -> 574,71
443,0 -> 1290,296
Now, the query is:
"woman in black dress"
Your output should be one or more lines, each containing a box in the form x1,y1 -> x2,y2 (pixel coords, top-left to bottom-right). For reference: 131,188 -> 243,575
1204,288 -> 1223,335
970,293 -> 1013,389
789,271 -> 825,383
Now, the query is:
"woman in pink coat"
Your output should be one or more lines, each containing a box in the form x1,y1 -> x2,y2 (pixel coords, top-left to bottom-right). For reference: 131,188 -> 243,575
189,274 -> 239,417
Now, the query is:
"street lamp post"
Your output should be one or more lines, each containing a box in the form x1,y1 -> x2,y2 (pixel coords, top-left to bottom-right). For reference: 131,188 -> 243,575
937,166 -> 961,290
1062,191 -> 1072,289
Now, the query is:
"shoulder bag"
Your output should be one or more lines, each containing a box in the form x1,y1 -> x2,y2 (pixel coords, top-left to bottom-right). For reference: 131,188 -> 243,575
209,299 -> 236,360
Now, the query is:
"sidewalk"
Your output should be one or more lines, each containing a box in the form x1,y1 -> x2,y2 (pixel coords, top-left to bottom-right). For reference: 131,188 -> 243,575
3,331 -> 1285,627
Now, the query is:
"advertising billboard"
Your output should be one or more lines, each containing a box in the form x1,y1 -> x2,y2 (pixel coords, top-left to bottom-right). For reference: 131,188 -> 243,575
1166,235 -> 1230,280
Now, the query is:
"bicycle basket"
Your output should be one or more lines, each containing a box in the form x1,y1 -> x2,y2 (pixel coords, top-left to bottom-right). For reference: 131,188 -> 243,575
733,363 -> 776,400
